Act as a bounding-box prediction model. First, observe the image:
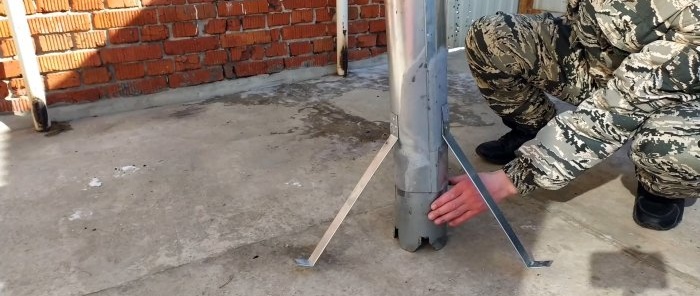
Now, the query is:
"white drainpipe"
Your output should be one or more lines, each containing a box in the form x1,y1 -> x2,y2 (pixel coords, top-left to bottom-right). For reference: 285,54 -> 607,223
336,0 -> 348,77
4,1 -> 50,131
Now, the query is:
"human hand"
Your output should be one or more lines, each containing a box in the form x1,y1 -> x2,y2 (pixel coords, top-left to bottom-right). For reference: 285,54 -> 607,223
427,170 -> 518,227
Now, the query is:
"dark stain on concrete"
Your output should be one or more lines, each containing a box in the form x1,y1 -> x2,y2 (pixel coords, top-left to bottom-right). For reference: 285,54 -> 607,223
44,121 -> 73,137
270,128 -> 299,135
170,105 -> 206,118
297,102 -> 389,145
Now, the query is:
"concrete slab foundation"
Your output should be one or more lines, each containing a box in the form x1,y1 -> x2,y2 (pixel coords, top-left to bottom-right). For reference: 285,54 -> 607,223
0,51 -> 698,296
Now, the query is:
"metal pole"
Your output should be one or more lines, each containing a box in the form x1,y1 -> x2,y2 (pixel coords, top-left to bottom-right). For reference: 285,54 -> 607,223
336,0 -> 348,77
387,0 -> 449,251
4,1 -> 50,131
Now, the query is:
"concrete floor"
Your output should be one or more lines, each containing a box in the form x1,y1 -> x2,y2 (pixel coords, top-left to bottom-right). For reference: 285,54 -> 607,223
0,51 -> 699,296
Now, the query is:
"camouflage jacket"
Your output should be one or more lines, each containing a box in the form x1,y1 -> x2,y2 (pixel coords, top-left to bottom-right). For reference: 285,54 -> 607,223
504,0 -> 700,194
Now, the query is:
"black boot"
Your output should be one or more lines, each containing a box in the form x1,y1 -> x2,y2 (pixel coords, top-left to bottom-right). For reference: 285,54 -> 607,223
633,183 -> 685,231
475,118 -> 537,165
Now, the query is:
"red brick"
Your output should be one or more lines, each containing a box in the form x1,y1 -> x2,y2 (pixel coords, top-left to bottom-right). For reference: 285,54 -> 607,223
141,25 -> 169,41
100,44 -> 162,64
243,0 -> 269,13
0,83 -> 8,103
0,81 -> 8,99
82,67 -> 111,85
114,62 -> 145,80
45,71 -> 80,90
369,19 -> 385,33
145,59 -> 175,76
228,47 -> 248,61
281,24 -> 327,40
221,31 -> 270,47
227,18 -> 242,31
315,8 -> 333,22
356,34 -> 376,47
251,45 -> 265,60
291,9 -> 314,24
204,50 -> 228,65
232,61 -> 265,77
284,0 -> 326,9
360,5 -> 380,18
174,54 -> 200,71
164,36 -> 219,55
0,98 -> 33,114
371,47 -> 386,56
267,0 -> 283,12
173,22 -> 199,37
266,42 -> 287,57
348,48 -> 370,61
94,9 -> 158,29
377,32 -> 386,46
313,38 -> 334,53
0,60 -> 21,79
71,0 -> 104,11
106,0 -> 140,8
284,54 -> 331,68
117,76 -> 168,96
347,35 -> 357,48
232,59 -> 282,77
0,21 -> 11,38
99,84 -> 120,98
349,0 -> 369,4
36,0 -> 70,12
39,51 -> 101,72
270,28 -> 281,41
289,41 -> 312,56
36,34 -> 73,52
0,39 -> 16,57
48,88 -> 102,104
205,19 -> 227,34
142,0 -> 185,6
218,0 -> 268,16
349,21 -> 369,34
169,67 -> 223,88
29,14 -> 91,34
188,0 -> 215,3
159,4 -> 217,23
348,6 -> 359,20
217,1 -> 243,16
267,13 -> 290,27
108,27 -> 140,44
243,15 -> 266,29
379,4 -> 385,17
74,31 -> 106,49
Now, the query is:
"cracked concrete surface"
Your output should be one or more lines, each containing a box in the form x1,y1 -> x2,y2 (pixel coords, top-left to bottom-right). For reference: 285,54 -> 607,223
0,51 -> 698,296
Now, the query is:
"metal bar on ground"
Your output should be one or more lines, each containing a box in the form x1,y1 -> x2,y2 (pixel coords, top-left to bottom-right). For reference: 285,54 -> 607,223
295,135 -> 398,268
442,130 -> 552,268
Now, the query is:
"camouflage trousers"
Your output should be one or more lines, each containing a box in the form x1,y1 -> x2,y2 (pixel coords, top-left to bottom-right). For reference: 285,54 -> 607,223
465,13 -> 700,198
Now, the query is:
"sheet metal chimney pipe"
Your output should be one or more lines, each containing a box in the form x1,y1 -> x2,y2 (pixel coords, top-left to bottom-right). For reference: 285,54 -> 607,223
387,0 -> 449,251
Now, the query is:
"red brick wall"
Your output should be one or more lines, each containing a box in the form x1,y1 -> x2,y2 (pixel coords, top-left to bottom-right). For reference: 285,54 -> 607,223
0,0 -> 387,113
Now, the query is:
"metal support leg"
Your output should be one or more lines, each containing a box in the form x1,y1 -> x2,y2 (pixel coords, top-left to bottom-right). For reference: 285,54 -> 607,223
443,129 -> 552,268
295,135 -> 398,268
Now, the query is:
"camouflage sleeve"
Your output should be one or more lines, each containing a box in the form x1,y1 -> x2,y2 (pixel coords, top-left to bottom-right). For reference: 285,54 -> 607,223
504,40 -> 700,194
594,0 -> 699,53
